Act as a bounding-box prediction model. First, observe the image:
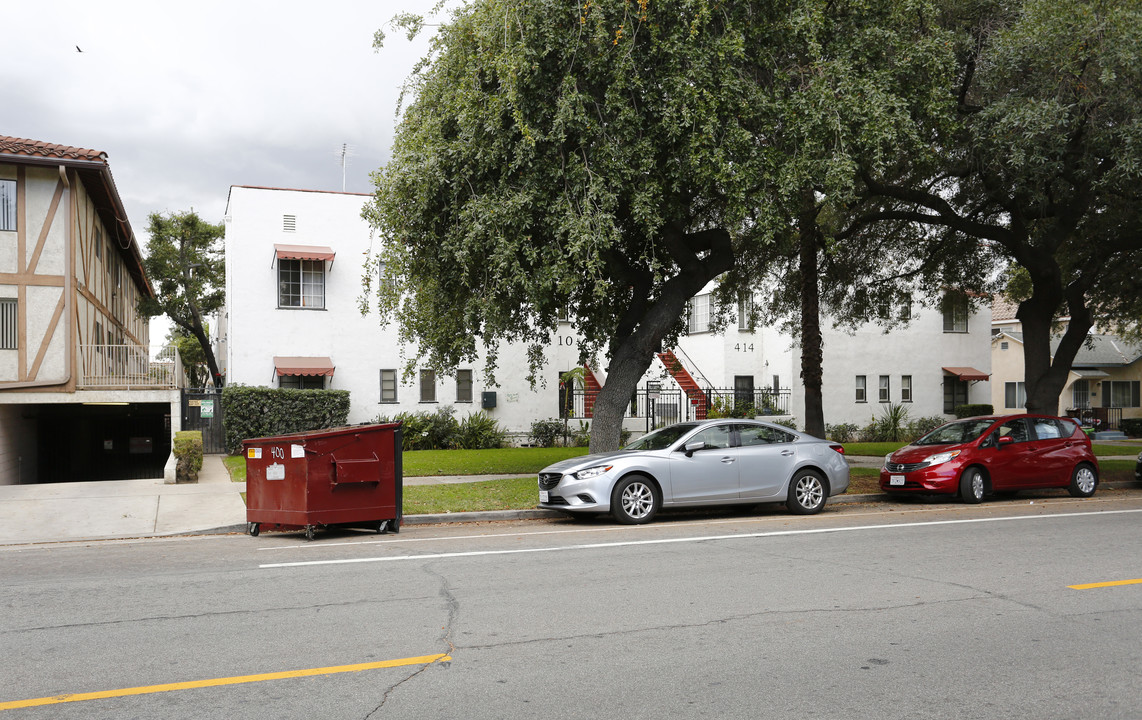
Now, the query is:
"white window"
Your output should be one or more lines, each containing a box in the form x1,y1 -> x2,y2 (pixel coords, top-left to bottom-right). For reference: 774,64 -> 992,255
737,296 -> 754,331
855,375 -> 867,403
1071,380 -> 1090,410
420,369 -> 436,402
879,375 -> 891,402
1005,381 -> 1026,409
688,294 -> 711,333
0,179 -> 15,232
380,369 -> 398,402
278,259 -> 325,308
0,298 -> 16,349
943,294 -> 969,333
456,369 -> 473,403
901,375 -> 912,403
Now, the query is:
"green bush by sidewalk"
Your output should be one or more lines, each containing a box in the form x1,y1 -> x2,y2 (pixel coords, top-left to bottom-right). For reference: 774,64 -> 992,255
174,431 -> 203,483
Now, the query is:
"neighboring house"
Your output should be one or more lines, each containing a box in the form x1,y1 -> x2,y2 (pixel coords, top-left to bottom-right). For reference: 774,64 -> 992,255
223,185 -> 992,438
991,296 -> 1141,428
0,137 -> 183,485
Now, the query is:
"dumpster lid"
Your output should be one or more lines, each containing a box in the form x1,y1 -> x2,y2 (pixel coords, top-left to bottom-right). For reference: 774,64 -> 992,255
274,356 -> 336,377
274,244 -> 336,262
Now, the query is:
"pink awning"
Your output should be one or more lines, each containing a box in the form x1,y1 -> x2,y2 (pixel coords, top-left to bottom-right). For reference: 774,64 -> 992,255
274,356 -> 335,377
274,244 -> 335,262
943,366 -> 989,382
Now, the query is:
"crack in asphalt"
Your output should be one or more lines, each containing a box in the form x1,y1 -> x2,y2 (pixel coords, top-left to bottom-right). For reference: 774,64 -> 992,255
363,565 -> 457,719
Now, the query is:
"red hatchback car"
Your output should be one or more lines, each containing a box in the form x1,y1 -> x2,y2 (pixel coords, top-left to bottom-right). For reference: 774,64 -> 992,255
880,414 -> 1099,503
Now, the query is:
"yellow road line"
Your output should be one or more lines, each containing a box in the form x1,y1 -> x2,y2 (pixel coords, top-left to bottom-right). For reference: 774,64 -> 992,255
0,653 -> 450,711
1068,578 -> 1142,590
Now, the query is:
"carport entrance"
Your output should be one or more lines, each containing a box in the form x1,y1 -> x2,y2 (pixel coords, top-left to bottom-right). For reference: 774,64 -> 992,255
32,403 -> 172,483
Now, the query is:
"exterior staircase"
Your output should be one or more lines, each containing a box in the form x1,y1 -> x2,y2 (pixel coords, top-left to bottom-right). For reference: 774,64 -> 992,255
583,363 -> 602,418
657,350 -> 708,420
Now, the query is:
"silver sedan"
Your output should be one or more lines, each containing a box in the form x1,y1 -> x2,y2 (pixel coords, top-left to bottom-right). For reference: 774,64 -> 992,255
537,419 -> 850,524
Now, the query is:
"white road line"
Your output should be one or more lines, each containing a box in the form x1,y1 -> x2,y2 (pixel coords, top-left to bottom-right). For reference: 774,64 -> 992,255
259,507 -> 1142,569
255,496 -> 1112,551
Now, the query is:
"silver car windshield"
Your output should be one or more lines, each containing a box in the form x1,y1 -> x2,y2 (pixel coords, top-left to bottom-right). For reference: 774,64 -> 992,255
624,423 -> 701,451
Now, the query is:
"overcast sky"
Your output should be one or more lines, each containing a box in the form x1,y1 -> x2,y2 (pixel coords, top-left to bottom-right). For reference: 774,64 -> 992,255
3,0 -> 441,250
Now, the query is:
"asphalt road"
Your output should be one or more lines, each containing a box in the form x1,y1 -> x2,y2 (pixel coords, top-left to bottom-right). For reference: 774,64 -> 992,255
2,490 -> 1141,719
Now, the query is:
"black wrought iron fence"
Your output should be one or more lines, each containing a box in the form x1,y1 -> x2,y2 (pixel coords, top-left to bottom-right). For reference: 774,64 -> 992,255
564,387 -> 792,427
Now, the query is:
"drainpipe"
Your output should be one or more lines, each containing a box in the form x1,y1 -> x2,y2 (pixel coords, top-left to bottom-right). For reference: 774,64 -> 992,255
0,165 -> 74,390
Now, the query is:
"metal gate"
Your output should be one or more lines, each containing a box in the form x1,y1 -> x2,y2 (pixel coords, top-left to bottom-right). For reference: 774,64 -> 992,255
181,389 -> 225,454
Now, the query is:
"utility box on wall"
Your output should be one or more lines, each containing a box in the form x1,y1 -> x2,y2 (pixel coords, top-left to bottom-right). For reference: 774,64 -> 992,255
482,391 -> 497,409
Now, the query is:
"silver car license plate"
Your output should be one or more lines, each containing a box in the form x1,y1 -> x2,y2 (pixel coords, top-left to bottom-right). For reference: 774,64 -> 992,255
539,490 -> 549,502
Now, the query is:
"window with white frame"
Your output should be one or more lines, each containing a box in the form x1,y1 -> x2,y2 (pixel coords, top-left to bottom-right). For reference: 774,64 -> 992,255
456,369 -> 473,403
278,259 -> 325,308
942,294 -> 969,333
879,375 -> 891,402
901,375 -> 912,403
380,369 -> 398,402
420,369 -> 436,402
1071,379 -> 1090,410
688,294 -> 711,333
0,180 -> 15,232
0,298 -> 16,349
855,375 -> 867,403
1005,381 -> 1026,409
1105,381 -> 1140,408
737,296 -> 754,331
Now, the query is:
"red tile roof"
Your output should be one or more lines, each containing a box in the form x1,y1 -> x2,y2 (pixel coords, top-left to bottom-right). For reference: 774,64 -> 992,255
991,297 -> 1020,322
0,136 -> 106,163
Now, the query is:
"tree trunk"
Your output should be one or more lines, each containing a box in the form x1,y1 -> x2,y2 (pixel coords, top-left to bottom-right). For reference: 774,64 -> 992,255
1018,292 -> 1092,416
798,198 -> 825,438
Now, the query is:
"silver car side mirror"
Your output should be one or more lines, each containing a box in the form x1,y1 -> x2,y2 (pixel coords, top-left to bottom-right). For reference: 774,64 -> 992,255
684,441 -> 705,458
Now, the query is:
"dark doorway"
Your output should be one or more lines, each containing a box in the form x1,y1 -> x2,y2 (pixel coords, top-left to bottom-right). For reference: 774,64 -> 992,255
35,403 -> 172,483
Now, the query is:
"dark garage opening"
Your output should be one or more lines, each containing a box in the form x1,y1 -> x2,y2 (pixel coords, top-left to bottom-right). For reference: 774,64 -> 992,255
34,403 -> 172,483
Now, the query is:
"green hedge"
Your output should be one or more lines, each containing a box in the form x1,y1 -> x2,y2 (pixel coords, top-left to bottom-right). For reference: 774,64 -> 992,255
955,404 -> 994,418
1121,418 -> 1142,437
173,430 -> 203,483
221,385 -> 351,454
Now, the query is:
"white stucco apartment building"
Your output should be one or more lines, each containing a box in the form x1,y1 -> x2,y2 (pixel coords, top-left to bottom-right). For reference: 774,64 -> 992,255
223,185 -> 992,438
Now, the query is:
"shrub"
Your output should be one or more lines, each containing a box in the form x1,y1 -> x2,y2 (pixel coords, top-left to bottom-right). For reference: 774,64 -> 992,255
222,385 -> 351,454
375,406 -> 461,450
1120,418 -> 1142,437
876,403 -> 911,442
825,423 -> 859,443
955,404 -> 994,418
771,417 -> 797,430
530,419 -> 564,448
905,416 -> 947,442
455,412 -> 508,449
174,431 -> 203,483
707,394 -> 756,419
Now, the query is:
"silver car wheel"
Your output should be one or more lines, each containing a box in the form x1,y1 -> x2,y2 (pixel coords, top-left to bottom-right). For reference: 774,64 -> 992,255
622,481 -> 655,519
787,471 -> 826,514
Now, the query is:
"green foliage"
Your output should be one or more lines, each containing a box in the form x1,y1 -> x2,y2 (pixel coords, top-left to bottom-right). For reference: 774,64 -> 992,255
138,210 -> 226,386
221,385 -> 351,454
529,419 -> 564,449
455,412 -> 508,449
825,423 -> 860,443
906,416 -> 948,441
858,403 -> 911,442
173,430 -> 203,483
771,417 -> 798,431
955,404 -> 994,419
1119,418 -> 1142,438
706,395 -> 757,419
402,447 -> 587,476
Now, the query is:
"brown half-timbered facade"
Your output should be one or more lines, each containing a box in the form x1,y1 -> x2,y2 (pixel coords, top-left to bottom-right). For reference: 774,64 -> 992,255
0,137 -> 183,484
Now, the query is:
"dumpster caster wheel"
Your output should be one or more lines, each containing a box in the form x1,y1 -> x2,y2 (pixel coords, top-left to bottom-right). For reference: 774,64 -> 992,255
377,520 -> 389,534
304,525 -> 315,541
248,523 -> 260,537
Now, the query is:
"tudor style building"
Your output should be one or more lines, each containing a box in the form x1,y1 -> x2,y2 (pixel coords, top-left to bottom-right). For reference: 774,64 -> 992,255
0,137 -> 182,484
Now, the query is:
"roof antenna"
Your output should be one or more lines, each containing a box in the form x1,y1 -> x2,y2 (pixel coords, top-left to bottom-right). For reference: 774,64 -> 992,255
336,143 -> 355,192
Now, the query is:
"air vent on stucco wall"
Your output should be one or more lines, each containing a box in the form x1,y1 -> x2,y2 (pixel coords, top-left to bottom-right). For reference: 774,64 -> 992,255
283,214 -> 296,232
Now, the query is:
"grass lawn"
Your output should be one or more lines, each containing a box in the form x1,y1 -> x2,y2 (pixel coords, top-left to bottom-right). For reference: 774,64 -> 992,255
403,447 -> 588,476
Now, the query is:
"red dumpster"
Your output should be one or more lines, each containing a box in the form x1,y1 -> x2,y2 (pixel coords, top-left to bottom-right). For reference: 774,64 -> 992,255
243,423 -> 402,540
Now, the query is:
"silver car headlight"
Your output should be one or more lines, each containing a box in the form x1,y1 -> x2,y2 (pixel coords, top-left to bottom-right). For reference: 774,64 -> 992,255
1137,451 -> 1142,462
574,465 -> 613,481
925,450 -> 961,467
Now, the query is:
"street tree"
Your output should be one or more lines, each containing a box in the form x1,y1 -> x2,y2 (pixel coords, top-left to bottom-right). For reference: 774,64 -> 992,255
369,0 -> 964,450
138,211 -> 226,387
852,0 -> 1142,414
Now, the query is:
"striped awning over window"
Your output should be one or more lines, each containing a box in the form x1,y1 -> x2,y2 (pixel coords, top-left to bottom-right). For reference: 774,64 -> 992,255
942,366 -> 989,381
273,356 -> 335,377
